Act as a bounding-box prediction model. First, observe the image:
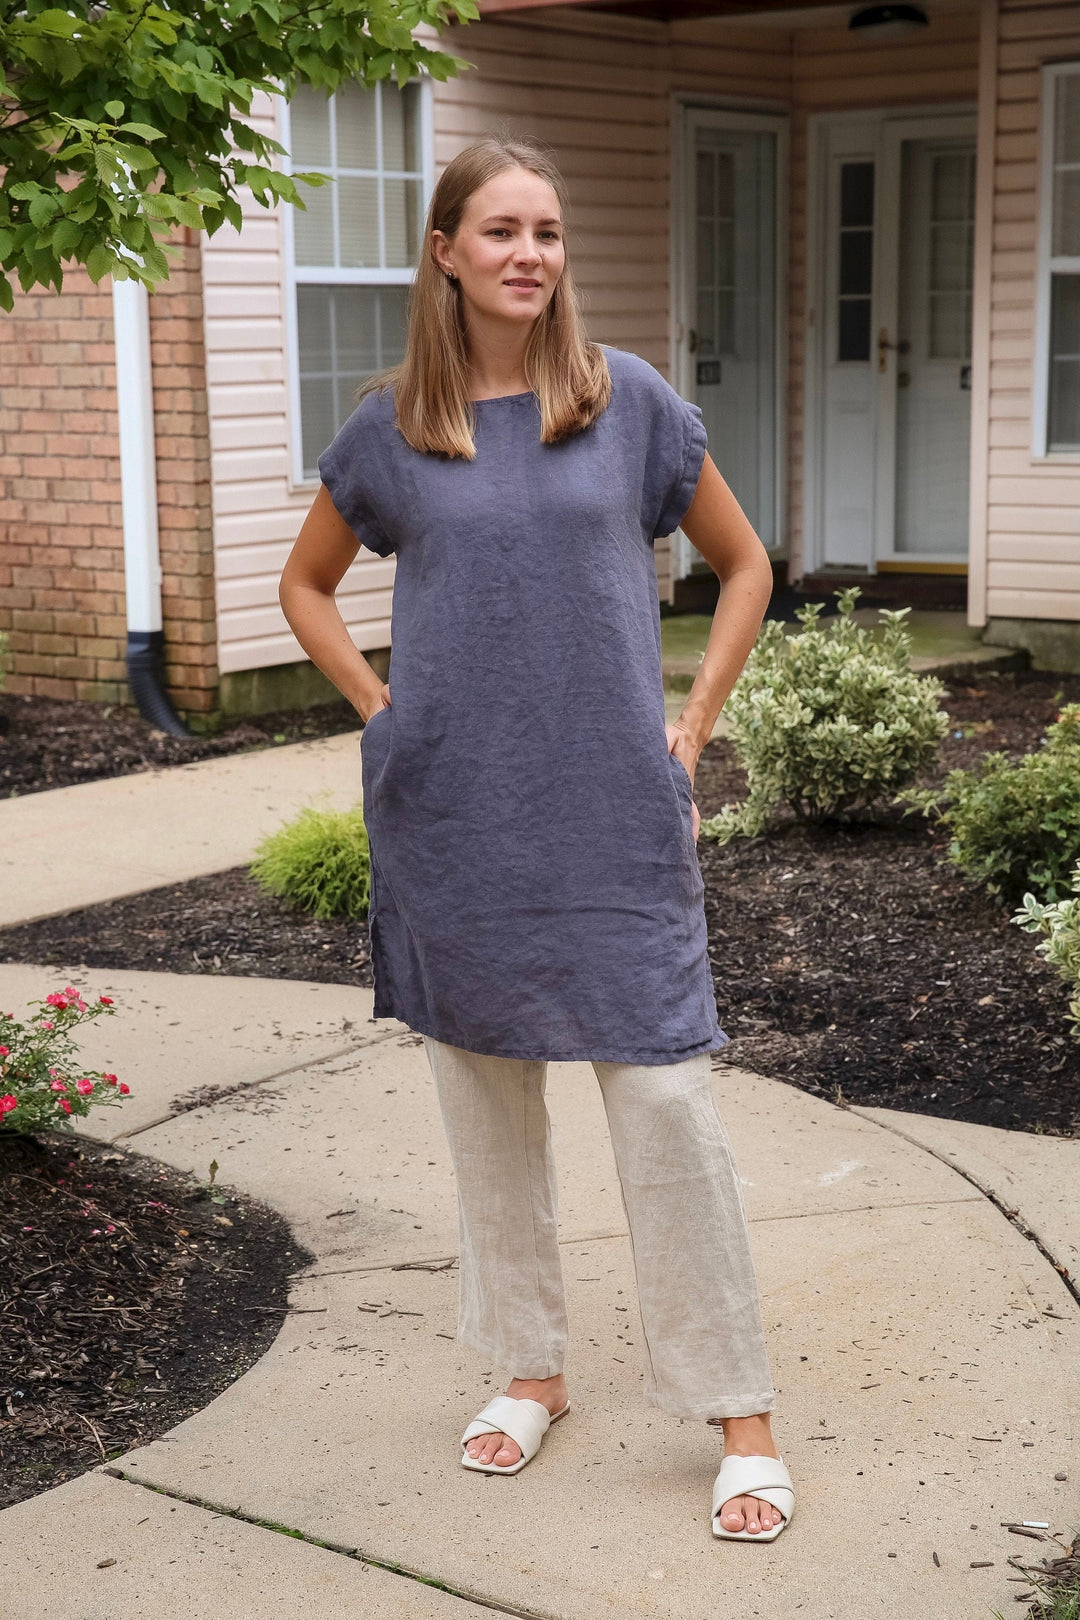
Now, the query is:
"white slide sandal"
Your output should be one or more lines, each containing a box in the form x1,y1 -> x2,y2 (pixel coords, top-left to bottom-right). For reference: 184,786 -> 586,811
460,1394 -> 571,1475
711,1453 -> 795,1541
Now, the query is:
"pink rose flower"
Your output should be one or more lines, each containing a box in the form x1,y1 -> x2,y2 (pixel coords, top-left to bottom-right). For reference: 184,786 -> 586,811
58,1099 -> 73,1113
46,993 -> 67,1009
50,1080 -> 67,1093
99,996 -> 114,1006
41,1021 -> 53,1030
0,1094 -> 18,1112
103,1073 -> 118,1085
118,1082 -> 131,1095
0,1046 -> 8,1058
76,1079 -> 94,1097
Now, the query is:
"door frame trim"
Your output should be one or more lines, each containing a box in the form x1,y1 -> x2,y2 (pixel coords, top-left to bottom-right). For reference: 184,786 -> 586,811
802,101 -> 978,578
671,94 -> 790,579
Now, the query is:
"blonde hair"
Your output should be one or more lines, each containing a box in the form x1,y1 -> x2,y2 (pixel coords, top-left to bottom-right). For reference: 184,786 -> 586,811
357,129 -> 611,458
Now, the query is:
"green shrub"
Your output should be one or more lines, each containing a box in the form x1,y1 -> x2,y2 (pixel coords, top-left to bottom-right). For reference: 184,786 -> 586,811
699,586 -> 950,845
249,797 -> 372,920
1013,857 -> 1080,1043
898,703 -> 1080,906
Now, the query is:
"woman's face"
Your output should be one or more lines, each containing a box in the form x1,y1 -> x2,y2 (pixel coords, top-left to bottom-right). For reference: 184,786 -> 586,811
432,166 -> 565,326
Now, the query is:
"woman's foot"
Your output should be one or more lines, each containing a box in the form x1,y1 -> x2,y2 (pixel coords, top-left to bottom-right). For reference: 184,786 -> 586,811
714,1411 -> 785,1535
463,1373 -> 568,1468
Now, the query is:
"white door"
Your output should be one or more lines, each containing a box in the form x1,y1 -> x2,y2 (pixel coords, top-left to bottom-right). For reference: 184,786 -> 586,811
678,112 -> 782,573
887,133 -> 976,557
819,124 -> 879,567
812,112 -> 976,571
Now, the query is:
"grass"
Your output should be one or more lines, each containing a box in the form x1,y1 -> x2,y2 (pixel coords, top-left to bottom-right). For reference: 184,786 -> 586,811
248,795 -> 372,920
990,1535 -> 1080,1620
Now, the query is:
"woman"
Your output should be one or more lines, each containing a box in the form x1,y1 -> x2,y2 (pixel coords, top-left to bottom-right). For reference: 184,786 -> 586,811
278,131 -> 794,1543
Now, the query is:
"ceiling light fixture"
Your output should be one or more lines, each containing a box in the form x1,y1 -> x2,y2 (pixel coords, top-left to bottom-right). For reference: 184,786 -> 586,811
848,4 -> 930,39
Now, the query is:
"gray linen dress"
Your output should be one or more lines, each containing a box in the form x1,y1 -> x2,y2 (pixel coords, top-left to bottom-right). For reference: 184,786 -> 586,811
318,342 -> 729,1065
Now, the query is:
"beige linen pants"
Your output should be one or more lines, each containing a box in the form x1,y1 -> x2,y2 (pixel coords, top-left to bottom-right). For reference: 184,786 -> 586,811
422,1035 -> 778,1421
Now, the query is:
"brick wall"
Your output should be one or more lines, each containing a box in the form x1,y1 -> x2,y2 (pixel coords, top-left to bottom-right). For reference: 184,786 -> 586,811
0,227 -> 218,715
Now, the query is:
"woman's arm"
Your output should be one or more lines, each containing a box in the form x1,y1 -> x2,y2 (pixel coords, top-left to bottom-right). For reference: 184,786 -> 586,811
666,453 -> 774,798
278,485 -> 390,724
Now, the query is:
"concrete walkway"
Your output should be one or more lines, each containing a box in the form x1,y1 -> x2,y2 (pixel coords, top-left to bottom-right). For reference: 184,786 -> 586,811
0,730 -> 364,928
0,962 -> 1076,1620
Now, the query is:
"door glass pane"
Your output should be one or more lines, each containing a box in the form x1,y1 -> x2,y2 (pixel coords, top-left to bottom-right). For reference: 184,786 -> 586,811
839,229 -> 873,296
929,292 -> 971,359
927,151 -> 975,360
1048,273 -> 1080,451
838,300 -> 872,363
298,285 -> 409,478
837,161 -> 874,361
841,161 -> 874,227
695,150 -> 736,358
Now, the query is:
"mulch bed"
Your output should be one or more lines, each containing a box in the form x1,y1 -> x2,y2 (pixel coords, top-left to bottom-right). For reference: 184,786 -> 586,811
0,1129 -> 311,1512
2,670 -> 1080,1139
0,691 -> 362,800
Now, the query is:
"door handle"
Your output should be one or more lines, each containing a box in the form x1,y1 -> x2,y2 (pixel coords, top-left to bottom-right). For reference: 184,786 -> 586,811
878,327 -> 911,373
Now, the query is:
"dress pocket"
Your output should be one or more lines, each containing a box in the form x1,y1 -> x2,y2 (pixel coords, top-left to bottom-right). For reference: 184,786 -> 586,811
668,750 -> 693,797
361,706 -> 392,816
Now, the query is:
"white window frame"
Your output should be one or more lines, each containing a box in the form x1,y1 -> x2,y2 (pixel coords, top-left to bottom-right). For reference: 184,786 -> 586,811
279,74 -> 435,489
1032,61 -> 1080,459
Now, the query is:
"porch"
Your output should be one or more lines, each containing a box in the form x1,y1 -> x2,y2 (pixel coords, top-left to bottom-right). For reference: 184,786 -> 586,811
443,0 -> 1079,649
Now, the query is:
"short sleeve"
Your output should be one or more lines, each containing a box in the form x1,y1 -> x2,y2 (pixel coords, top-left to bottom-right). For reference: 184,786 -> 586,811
317,397 -> 397,559
640,368 -> 708,542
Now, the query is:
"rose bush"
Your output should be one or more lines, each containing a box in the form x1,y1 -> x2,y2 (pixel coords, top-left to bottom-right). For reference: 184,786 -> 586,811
0,986 -> 129,1137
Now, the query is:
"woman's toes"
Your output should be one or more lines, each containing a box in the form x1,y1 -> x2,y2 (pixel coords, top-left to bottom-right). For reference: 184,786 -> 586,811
466,1432 -> 521,1466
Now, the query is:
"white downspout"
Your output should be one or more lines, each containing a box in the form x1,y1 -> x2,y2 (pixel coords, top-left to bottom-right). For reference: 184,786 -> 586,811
111,276 -> 190,735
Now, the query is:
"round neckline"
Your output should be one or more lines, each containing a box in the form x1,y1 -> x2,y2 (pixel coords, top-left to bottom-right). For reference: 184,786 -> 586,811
469,389 -> 536,403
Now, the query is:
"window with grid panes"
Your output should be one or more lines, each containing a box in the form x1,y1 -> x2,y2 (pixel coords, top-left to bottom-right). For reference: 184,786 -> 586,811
1038,65 -> 1080,453
285,77 -> 426,479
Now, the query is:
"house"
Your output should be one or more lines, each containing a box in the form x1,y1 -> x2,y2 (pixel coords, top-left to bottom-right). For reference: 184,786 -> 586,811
1,0 -> 1078,727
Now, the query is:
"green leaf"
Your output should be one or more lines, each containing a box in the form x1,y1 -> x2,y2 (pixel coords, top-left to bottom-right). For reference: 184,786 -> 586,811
28,193 -> 60,227
50,217 -> 83,256
104,99 -> 126,119
85,243 -> 115,283
169,195 -> 203,228
34,8 -> 83,35
0,274 -> 12,314
119,123 -> 166,142
93,145 -> 121,185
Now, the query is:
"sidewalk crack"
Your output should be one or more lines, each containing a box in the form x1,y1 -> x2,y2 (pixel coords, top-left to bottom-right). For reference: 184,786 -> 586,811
99,1468 -> 563,1619
846,1105 -> 1080,1312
